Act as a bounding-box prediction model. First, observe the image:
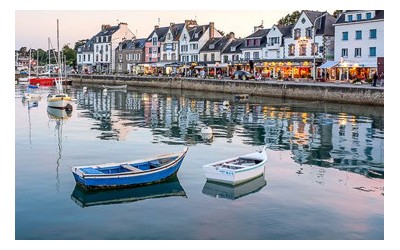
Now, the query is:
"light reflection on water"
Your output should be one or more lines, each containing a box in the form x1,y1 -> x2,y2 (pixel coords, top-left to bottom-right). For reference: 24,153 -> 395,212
15,84 -> 384,240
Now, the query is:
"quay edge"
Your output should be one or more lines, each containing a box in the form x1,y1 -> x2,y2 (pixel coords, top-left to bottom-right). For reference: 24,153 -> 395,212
70,75 -> 384,106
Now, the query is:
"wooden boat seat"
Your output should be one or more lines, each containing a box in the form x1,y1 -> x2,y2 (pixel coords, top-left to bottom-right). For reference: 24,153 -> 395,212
222,163 -> 245,169
121,164 -> 144,173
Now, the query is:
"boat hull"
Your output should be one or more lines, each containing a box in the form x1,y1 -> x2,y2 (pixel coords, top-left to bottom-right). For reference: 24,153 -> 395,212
71,148 -> 188,189
29,77 -> 56,87
202,163 -> 266,185
47,95 -> 73,110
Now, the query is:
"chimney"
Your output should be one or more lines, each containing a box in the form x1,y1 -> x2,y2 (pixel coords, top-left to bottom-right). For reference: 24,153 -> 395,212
101,24 -> 111,31
209,22 -> 215,39
185,19 -> 197,28
228,32 -> 235,39
253,22 -> 264,33
154,25 -> 159,30
170,22 -> 175,27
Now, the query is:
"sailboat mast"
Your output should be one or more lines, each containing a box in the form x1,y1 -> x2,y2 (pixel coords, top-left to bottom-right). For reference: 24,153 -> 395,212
57,19 -> 60,76
48,37 -> 50,74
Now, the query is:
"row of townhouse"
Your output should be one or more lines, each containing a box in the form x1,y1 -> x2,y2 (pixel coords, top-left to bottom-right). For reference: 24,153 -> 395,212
76,10 -> 384,80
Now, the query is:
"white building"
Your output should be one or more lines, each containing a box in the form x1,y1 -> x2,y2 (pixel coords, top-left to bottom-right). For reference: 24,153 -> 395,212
262,24 -> 293,60
331,10 -> 384,81
77,38 -> 94,73
283,10 -> 335,79
179,21 -> 222,63
160,23 -> 185,62
92,23 -> 134,73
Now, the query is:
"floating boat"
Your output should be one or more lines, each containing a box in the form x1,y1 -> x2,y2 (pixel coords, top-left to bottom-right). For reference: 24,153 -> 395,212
23,84 -> 41,100
202,146 -> 268,185
202,174 -> 266,200
71,147 -> 189,189
70,175 -> 186,207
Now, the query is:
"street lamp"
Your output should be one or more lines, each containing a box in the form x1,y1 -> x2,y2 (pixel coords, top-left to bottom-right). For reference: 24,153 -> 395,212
313,11 -> 328,81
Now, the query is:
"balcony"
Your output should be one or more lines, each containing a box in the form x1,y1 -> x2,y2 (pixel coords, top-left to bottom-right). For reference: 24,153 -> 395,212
267,43 -> 280,50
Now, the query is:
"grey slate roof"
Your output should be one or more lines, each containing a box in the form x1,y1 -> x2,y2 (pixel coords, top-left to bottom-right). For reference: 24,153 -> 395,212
94,25 -> 119,38
335,10 -> 384,24
303,10 -> 336,36
276,25 -> 293,38
119,38 -> 146,50
221,39 -> 245,54
200,36 -> 233,52
170,23 -> 185,40
189,25 -> 209,41
246,28 -> 270,39
82,37 -> 95,52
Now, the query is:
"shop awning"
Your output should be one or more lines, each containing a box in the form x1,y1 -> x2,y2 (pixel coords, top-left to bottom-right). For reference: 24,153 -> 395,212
319,61 -> 339,69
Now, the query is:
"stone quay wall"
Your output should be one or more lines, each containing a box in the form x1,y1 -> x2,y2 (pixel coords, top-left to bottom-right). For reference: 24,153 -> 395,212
70,75 -> 384,106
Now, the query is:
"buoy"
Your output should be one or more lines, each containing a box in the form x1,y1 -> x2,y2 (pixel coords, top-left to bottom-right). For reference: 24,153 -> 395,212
201,126 -> 213,134
223,100 -> 229,106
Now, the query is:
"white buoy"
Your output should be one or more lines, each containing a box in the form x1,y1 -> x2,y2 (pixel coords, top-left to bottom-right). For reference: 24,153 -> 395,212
83,86 -> 87,92
223,100 -> 229,106
201,126 -> 213,134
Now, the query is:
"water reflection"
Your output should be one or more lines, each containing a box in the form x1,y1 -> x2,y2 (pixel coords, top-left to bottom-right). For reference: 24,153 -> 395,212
202,175 -> 267,200
47,107 -> 72,192
74,85 -> 384,179
70,175 -> 186,207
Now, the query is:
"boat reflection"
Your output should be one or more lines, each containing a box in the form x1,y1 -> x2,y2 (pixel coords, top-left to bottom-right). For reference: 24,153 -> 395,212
71,175 -> 187,207
202,174 -> 267,200
47,106 -> 72,120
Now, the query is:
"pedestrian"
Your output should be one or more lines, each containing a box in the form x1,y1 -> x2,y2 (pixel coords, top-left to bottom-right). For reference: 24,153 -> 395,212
380,71 -> 384,87
372,72 -> 378,87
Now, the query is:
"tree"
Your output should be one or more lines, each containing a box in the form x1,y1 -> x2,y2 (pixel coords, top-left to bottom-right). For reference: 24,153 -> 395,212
19,47 -> 28,57
62,44 -> 77,67
277,11 -> 301,25
333,10 -> 343,18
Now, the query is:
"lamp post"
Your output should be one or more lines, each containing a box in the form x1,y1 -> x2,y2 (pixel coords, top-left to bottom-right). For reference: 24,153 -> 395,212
313,11 -> 328,81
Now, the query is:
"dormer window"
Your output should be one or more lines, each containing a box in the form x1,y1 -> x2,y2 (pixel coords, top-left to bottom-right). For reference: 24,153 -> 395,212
294,28 -> 301,40
231,46 -> 236,52
356,13 -> 362,21
209,44 -> 215,49
366,12 -> 372,19
347,15 -> 353,22
195,33 -> 199,38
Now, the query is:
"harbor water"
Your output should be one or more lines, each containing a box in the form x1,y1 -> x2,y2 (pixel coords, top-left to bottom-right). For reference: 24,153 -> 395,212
14,83 -> 384,240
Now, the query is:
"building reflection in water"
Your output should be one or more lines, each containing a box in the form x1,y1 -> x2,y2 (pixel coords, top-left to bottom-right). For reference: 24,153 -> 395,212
74,86 -> 384,179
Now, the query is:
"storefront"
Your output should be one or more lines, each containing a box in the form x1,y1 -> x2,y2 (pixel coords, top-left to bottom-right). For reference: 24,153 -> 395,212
319,60 -> 377,82
256,60 -> 315,79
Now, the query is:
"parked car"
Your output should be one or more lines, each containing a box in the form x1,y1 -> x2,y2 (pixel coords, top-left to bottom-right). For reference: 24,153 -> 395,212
231,70 -> 255,80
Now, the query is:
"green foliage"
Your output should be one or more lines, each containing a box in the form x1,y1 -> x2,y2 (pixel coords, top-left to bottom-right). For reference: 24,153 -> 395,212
62,44 -> 77,67
277,11 -> 301,25
333,10 -> 343,18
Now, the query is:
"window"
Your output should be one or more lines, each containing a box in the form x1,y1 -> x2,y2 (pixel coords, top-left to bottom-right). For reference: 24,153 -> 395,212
288,44 -> 295,56
211,53 -> 215,61
311,43 -> 318,55
172,53 -> 176,61
276,51 -> 280,58
347,15 -> 353,22
167,33 -> 171,40
294,28 -> 301,39
299,44 -> 306,56
355,48 -> 362,57
265,51 -> 268,58
355,30 -> 362,40
247,39 -> 254,47
105,45 -> 108,52
209,44 -> 215,49
356,13 -> 362,21
100,45 -> 103,53
152,37 -> 157,46
163,54 -> 167,61
203,54 -> 208,61
223,55 -> 228,63
319,46 -> 324,53
342,32 -> 348,41
369,47 -> 376,57
96,45 -> 99,52
244,52 -> 250,60
119,54 -> 122,59
306,28 -> 312,38
192,55 -> 198,62
370,29 -> 377,39
253,52 -> 259,59
149,47 -> 152,53
341,48 -> 348,57
88,54 -> 91,61
231,46 -> 236,52
96,55 -> 99,61
105,54 -> 108,61
366,12 -> 372,19
78,55 -> 82,62
83,54 -> 86,61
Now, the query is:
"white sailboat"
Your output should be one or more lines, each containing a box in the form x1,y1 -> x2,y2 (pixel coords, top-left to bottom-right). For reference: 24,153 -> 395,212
47,19 -> 73,111
23,49 -> 41,100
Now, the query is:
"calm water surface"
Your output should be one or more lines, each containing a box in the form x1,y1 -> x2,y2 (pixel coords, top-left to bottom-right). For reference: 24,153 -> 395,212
15,84 -> 384,240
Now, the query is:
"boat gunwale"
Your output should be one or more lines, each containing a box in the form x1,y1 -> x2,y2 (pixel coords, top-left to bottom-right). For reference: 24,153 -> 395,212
72,147 -> 188,179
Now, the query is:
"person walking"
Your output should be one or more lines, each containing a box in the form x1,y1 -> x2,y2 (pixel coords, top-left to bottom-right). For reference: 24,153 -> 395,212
372,72 -> 378,87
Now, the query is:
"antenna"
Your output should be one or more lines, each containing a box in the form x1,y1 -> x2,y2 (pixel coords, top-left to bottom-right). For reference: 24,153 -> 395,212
158,18 -> 160,26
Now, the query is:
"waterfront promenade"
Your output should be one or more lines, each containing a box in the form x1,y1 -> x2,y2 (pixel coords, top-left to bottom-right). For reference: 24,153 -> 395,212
69,74 -> 384,106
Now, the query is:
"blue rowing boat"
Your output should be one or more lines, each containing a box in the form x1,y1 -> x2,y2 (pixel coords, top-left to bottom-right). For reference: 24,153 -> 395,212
71,147 -> 188,189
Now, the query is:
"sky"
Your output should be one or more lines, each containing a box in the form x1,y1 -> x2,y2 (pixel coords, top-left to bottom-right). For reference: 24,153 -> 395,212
3,0 -> 399,249
15,10 -> 293,50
